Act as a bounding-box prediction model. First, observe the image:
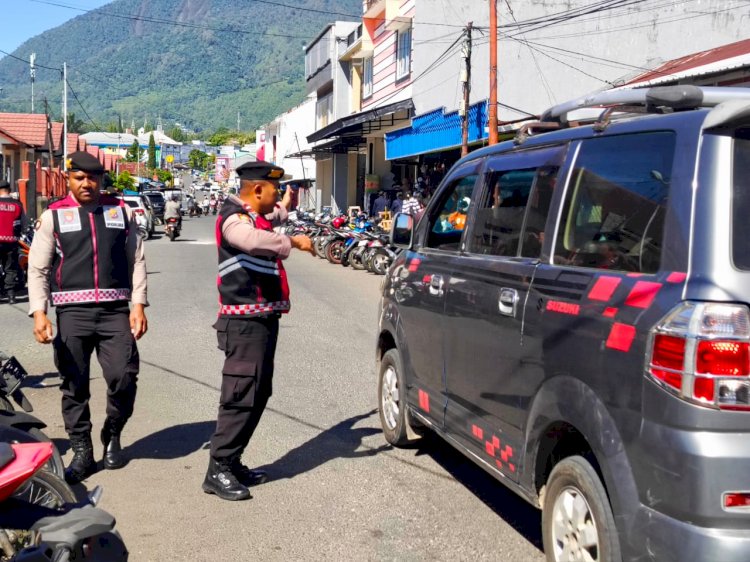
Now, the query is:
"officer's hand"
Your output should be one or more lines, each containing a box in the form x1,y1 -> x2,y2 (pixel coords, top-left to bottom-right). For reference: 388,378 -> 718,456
281,186 -> 293,209
32,311 -> 54,344
290,235 -> 315,256
130,304 -> 148,340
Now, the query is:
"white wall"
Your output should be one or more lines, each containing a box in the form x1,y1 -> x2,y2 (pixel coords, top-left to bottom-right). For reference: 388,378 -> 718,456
413,0 -> 750,120
264,98 -> 317,181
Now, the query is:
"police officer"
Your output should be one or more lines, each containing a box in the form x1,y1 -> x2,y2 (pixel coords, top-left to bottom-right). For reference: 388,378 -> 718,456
203,160 -> 314,501
27,151 -> 148,484
0,180 -> 25,304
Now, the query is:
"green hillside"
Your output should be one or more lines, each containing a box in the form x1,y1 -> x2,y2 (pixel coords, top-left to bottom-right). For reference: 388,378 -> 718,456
0,0 -> 360,132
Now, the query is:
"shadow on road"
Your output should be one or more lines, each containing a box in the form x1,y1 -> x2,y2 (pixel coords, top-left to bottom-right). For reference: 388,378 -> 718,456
125,420 -> 215,460
415,432 -> 543,552
256,409 -> 389,481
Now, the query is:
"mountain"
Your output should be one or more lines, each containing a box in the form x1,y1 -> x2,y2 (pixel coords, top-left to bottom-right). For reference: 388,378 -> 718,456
0,0 -> 360,133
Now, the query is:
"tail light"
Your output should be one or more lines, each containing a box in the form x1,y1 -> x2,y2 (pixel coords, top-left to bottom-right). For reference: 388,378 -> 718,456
133,209 -> 145,215
647,302 -> 750,410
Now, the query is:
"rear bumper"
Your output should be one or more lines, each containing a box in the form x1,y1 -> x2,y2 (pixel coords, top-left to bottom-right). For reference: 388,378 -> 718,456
629,505 -> 750,562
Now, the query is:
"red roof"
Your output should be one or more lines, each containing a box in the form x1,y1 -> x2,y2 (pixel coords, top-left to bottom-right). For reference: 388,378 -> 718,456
86,145 -> 99,158
66,133 -> 80,153
627,38 -> 750,86
0,113 -> 50,147
51,122 -> 64,151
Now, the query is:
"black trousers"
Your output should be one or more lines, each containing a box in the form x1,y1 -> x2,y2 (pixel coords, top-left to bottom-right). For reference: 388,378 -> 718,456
0,243 -> 18,293
53,304 -> 139,436
209,315 -> 279,461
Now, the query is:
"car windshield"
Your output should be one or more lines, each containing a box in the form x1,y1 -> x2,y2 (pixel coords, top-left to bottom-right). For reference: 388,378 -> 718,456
124,200 -> 140,208
145,193 -> 165,203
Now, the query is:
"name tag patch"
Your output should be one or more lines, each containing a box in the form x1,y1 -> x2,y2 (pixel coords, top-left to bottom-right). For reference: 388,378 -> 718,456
57,209 -> 82,233
103,206 -> 125,229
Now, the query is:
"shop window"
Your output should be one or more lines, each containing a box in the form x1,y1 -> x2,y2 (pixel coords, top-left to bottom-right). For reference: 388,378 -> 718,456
554,132 -> 675,273
363,57 -> 373,99
396,28 -> 412,80
426,174 -> 478,251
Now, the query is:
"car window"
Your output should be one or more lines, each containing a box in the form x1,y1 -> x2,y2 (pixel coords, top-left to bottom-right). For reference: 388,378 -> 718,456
732,129 -> 750,270
124,200 -> 139,208
554,132 -> 675,273
426,174 -> 479,251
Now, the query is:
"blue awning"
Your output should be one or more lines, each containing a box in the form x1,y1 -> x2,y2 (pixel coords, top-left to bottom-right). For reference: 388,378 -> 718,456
385,101 -> 488,160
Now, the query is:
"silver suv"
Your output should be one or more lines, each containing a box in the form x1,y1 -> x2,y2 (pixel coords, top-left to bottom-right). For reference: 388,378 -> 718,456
378,86 -> 750,562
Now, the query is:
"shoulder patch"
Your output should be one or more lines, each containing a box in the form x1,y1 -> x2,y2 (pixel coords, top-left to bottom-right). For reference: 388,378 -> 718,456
34,219 -> 42,231
236,213 -> 251,222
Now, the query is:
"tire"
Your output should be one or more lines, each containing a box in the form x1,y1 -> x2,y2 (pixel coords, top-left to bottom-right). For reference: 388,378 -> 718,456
372,251 -> 391,275
326,240 -> 345,265
542,455 -> 621,562
0,396 -> 13,411
28,427 -> 66,480
377,349 -> 413,447
314,238 -> 327,259
350,247 -> 366,270
168,229 -> 175,242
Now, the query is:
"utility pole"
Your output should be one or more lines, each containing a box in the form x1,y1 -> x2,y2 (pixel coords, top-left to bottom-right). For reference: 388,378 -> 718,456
62,63 -> 68,167
237,111 -> 241,133
43,98 -> 54,167
30,53 -> 36,113
460,23 -> 472,157
488,1 -> 499,145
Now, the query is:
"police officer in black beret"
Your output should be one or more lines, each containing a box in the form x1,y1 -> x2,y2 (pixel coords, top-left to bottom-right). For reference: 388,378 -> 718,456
28,151 -> 148,484
203,160 -> 314,501
0,180 -> 25,304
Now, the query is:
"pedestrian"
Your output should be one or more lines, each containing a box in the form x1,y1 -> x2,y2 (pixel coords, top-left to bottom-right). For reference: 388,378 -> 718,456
0,180 -> 25,304
402,191 -> 423,217
27,151 -> 148,484
203,160 -> 314,501
370,191 -> 387,218
390,192 -> 404,215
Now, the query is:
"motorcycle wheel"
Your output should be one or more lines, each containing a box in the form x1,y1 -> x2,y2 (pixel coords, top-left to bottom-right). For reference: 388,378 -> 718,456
326,240 -> 345,265
350,247 -> 367,270
313,238 -> 327,259
168,230 -> 175,242
372,251 -> 392,275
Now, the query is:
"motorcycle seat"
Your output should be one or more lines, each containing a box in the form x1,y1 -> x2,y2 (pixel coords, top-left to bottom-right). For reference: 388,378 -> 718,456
0,443 -> 15,470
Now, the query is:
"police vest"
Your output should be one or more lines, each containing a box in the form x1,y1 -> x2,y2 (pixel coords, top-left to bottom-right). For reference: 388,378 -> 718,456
216,198 -> 290,318
49,193 -> 132,307
0,197 -> 23,243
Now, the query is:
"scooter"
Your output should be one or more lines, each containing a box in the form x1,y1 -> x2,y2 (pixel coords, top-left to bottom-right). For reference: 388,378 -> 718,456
0,352 -> 65,478
0,442 -> 127,561
165,217 -> 181,242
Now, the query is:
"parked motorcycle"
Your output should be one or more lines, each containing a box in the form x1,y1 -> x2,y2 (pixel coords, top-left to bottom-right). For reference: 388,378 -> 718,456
165,217 -> 181,242
0,442 -> 127,561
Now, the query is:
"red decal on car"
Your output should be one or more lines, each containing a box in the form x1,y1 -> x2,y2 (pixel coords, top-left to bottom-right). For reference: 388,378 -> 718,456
588,276 -> 621,302
603,307 -> 618,318
485,441 -> 495,456
546,300 -> 581,315
418,389 -> 430,413
606,323 -> 636,352
625,281 -> 662,309
471,425 -> 483,440
667,272 -> 687,283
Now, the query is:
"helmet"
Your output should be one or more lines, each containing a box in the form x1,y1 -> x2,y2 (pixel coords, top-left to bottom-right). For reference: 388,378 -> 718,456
331,216 -> 346,229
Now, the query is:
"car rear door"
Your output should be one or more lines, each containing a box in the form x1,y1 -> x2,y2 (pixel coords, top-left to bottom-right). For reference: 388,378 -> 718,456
394,162 -> 481,429
441,145 -> 568,482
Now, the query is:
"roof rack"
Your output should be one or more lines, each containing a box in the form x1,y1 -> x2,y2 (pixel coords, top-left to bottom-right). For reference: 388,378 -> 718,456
540,85 -> 750,124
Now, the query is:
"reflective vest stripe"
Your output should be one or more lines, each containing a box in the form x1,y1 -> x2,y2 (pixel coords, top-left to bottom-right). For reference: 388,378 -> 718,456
219,301 -> 290,316
51,288 -> 131,306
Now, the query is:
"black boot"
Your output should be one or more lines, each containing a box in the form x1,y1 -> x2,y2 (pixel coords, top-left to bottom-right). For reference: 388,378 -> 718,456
65,433 -> 96,485
101,418 -> 126,470
230,456 -> 268,487
202,458 -> 250,501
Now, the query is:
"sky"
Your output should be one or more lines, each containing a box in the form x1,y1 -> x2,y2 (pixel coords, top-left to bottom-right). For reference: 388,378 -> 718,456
1,0 -> 111,56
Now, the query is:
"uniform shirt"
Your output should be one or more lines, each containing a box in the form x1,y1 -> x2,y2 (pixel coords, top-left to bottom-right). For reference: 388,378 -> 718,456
27,199 -> 148,315
221,194 -> 291,259
164,200 -> 181,219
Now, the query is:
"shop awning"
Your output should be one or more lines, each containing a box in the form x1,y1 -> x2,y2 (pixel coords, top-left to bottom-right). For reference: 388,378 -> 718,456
385,101 -> 489,161
307,99 -> 414,143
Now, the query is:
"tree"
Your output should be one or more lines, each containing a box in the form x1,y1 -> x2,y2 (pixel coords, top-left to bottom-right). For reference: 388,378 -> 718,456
147,133 -> 157,169
66,112 -> 88,134
168,126 -> 187,143
125,139 -> 141,163
188,149 -> 210,170
155,168 -> 173,186
112,170 -> 135,192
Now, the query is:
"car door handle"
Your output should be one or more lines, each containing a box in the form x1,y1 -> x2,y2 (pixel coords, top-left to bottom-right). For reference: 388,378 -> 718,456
428,274 -> 444,297
498,288 -> 518,316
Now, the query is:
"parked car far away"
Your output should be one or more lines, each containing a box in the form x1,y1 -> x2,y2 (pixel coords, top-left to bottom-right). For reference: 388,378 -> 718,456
377,85 -> 750,562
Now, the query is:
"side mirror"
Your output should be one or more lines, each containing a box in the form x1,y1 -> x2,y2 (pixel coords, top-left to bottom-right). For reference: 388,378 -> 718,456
391,212 -> 414,249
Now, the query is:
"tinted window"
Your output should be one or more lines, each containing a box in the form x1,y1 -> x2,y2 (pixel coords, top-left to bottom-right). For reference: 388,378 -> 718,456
554,132 -> 675,273
124,200 -> 139,208
732,131 -> 750,269
426,174 -> 478,251
469,165 -> 558,258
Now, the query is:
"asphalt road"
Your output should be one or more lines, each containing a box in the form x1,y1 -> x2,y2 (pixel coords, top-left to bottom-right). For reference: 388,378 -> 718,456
1,214 -> 545,562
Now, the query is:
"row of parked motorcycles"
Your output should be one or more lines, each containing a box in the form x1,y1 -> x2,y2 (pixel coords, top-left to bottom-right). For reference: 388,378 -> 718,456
0,352 -> 128,561
285,211 -> 399,275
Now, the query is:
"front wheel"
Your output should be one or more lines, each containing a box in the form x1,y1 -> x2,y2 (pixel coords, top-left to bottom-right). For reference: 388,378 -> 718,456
542,455 -> 621,562
378,349 -> 414,447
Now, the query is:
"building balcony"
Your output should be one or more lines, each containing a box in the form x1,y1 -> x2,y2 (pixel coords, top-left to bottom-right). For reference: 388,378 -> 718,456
363,0 -> 385,18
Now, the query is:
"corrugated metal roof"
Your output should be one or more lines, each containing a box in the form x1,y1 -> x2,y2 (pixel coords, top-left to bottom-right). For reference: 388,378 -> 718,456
625,38 -> 750,88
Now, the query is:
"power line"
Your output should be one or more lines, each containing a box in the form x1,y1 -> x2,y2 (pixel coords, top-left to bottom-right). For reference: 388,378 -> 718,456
65,78 -> 100,130
0,47 -> 61,72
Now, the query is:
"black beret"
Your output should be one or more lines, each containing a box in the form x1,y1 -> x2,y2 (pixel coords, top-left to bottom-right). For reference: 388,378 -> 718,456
66,151 -> 105,174
0,180 -> 9,190
236,160 -> 284,181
